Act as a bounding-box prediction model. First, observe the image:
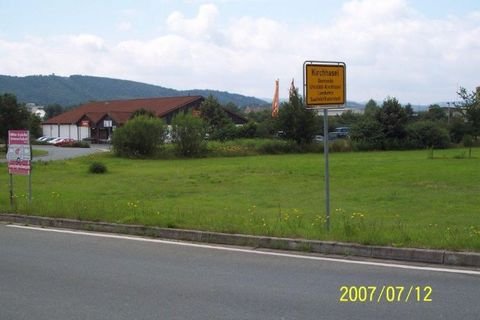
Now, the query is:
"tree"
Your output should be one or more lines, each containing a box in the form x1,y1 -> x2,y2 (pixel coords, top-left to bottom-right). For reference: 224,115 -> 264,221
0,93 -> 30,145
200,95 -> 234,139
406,120 -> 450,149
44,104 -> 64,119
375,97 -> 408,148
171,113 -> 207,157
456,87 -> 480,139
404,103 -> 415,120
130,108 -> 156,119
112,116 -> 166,158
448,118 -> 470,143
223,102 -> 243,115
28,114 -> 43,138
423,104 -> 447,122
364,99 -> 379,117
350,117 -> 385,150
277,88 -> 317,145
463,134 -> 473,158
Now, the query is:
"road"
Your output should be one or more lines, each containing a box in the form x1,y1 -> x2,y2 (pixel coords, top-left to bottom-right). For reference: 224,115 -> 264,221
1,145 -> 110,163
1,224 -> 479,320
32,144 -> 110,161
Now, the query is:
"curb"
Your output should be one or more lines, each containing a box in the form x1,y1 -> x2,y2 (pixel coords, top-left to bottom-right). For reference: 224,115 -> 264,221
2,213 -> 479,268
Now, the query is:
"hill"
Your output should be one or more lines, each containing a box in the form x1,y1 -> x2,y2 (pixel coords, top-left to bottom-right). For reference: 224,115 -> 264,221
0,74 -> 267,107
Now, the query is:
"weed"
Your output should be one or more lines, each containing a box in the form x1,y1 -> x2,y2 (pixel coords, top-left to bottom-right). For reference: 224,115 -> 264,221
89,162 -> 107,174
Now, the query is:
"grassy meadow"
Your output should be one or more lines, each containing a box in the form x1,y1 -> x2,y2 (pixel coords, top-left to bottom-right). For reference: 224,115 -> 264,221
1,147 -> 479,251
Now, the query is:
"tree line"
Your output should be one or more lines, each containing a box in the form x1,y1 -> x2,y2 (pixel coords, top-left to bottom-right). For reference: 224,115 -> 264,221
249,87 -> 479,151
2,87 -> 478,155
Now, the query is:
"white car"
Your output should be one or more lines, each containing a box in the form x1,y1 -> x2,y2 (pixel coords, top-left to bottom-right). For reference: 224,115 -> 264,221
47,137 -> 66,144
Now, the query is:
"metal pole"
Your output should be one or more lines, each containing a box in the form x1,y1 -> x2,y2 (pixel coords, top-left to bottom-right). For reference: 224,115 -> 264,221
9,174 -> 14,210
29,144 -> 33,203
28,170 -> 32,203
323,109 -> 330,231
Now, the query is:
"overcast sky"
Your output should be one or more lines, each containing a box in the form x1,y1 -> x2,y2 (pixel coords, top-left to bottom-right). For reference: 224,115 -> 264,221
1,0 -> 479,104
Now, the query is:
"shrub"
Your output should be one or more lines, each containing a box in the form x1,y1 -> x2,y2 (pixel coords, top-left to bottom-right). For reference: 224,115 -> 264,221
406,120 -> 451,149
237,121 -> 257,139
112,115 -> 166,158
350,117 -> 385,151
329,139 -> 352,152
172,113 -> 207,157
89,162 -> 107,174
209,123 -> 238,141
60,141 -> 90,148
257,140 -> 300,154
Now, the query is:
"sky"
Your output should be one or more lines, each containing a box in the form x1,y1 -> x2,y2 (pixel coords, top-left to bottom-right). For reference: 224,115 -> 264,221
1,0 -> 479,105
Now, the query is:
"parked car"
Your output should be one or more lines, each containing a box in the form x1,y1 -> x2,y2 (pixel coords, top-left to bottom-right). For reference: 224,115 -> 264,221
36,136 -> 50,142
44,137 -> 57,143
48,137 -> 66,144
334,127 -> 350,138
54,138 -> 75,147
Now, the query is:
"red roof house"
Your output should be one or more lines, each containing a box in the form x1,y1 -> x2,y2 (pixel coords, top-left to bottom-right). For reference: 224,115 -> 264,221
42,96 -> 205,142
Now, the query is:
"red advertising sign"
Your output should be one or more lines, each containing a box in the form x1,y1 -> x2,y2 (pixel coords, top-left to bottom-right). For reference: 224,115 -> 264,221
8,160 -> 31,175
8,130 -> 30,145
7,130 -> 31,175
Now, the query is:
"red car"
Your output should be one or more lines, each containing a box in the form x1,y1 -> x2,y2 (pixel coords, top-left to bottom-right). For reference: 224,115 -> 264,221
53,138 -> 76,147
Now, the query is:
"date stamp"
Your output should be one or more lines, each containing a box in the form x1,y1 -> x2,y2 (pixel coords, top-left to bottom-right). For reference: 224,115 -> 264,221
339,285 -> 432,303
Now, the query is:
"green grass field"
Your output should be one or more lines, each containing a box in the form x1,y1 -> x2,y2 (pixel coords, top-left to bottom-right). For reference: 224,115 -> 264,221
1,147 -> 479,251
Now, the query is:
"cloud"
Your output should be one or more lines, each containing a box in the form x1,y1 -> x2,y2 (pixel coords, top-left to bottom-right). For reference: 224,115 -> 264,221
1,1 -> 479,104
166,3 -> 219,38
68,34 -> 106,51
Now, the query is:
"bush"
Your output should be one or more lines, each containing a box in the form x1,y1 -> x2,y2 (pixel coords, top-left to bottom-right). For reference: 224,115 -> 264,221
406,120 -> 451,149
257,140 -> 303,154
89,162 -> 107,174
350,117 -> 385,151
237,121 -> 257,139
112,116 -> 166,158
172,113 -> 207,157
60,141 -> 90,148
209,123 -> 238,141
329,139 -> 352,152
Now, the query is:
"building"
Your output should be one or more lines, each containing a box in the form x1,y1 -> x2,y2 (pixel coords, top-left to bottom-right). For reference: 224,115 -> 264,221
26,103 -> 46,119
42,95 -> 248,142
42,96 -> 205,142
42,96 -> 248,142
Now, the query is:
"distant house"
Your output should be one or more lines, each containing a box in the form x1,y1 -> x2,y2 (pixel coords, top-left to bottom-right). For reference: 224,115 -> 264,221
26,103 -> 46,119
42,96 -> 248,142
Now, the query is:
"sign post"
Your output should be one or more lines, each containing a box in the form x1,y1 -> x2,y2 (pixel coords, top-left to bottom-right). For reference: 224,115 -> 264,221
303,61 -> 346,231
7,130 -> 32,207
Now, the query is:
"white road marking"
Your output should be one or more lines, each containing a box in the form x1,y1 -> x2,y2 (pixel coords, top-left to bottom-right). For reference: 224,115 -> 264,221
6,224 -> 480,276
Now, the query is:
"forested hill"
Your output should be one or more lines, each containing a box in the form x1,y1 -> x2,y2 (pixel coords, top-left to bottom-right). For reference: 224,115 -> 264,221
0,74 -> 267,107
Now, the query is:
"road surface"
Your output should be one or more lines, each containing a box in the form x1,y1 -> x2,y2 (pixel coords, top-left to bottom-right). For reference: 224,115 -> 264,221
32,144 -> 110,161
1,224 -> 479,320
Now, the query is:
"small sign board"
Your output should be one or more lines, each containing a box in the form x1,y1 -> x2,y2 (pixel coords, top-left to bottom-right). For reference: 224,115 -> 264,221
7,130 -> 31,175
8,160 -> 31,175
303,61 -> 346,107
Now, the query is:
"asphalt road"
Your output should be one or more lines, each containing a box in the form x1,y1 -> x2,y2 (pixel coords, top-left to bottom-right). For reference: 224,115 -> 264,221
1,224 -> 479,320
32,144 -> 110,161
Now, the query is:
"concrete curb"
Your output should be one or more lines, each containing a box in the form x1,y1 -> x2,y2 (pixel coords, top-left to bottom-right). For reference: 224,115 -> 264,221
2,213 -> 479,268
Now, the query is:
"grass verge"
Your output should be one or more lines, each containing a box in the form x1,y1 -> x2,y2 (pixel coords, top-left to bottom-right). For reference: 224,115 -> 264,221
1,147 -> 479,251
